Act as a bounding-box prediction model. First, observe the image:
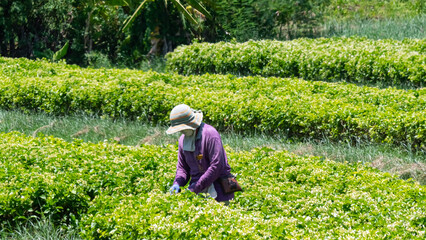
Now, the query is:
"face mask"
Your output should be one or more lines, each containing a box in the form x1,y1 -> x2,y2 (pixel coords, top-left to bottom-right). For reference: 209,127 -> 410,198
182,129 -> 196,152
181,129 -> 194,137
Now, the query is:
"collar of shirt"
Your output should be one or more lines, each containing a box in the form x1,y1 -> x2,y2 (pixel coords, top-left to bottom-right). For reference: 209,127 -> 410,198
196,122 -> 204,140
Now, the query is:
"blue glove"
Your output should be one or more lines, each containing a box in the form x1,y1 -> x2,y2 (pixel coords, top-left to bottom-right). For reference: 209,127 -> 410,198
169,184 -> 180,194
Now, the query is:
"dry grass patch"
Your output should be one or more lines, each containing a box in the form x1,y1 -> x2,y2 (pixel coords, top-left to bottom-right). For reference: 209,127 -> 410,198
137,130 -> 162,146
32,121 -> 57,137
371,156 -> 426,185
71,125 -> 90,138
292,144 -> 315,156
391,163 -> 426,185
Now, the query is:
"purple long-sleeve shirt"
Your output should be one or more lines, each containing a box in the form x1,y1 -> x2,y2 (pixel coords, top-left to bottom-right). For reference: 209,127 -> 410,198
173,123 -> 234,202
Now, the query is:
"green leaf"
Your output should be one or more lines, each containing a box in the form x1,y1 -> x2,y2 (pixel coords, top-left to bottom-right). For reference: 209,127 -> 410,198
52,41 -> 69,61
121,0 -> 150,32
171,0 -> 198,26
185,0 -> 212,19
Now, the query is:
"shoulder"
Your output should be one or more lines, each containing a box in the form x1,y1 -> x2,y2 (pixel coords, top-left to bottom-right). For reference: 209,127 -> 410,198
202,123 -> 221,139
178,134 -> 184,145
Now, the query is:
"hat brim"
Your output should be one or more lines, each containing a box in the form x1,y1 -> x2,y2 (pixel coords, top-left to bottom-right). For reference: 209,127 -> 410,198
166,111 -> 203,134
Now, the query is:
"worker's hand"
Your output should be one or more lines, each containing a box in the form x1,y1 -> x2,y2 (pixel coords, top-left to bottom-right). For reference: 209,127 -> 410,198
169,184 -> 180,194
187,182 -> 196,192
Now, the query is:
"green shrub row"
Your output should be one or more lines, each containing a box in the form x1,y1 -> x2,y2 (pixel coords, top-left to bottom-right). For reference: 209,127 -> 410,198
0,132 -> 424,238
0,132 -> 175,226
166,37 -> 426,87
0,132 -> 175,231
0,57 -> 425,150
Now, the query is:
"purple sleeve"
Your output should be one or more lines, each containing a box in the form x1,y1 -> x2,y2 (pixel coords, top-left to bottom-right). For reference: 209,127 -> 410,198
173,144 -> 190,187
193,137 -> 225,193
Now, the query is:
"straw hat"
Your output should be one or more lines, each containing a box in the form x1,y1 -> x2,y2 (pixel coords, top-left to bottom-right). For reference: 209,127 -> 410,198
166,104 -> 203,134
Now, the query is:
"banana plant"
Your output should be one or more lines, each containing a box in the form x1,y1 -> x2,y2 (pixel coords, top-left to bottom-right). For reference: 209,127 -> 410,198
121,0 -> 212,32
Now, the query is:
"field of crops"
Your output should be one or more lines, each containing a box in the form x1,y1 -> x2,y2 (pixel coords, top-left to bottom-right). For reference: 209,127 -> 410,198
0,57 -> 425,150
0,132 -> 424,239
0,35 -> 425,238
166,37 -> 426,87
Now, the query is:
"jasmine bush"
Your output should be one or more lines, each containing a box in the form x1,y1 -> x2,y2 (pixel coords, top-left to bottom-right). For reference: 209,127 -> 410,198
0,132 -> 424,239
166,37 -> 426,87
0,57 -> 425,150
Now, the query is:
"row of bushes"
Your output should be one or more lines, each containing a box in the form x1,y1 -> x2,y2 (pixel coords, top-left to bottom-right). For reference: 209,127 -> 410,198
166,37 -> 426,87
0,132 -> 175,227
0,132 -> 424,238
0,57 -> 425,150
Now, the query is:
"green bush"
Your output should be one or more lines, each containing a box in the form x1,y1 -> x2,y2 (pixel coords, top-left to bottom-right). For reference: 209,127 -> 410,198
0,57 -> 425,150
0,132 -> 176,226
166,37 -> 426,87
0,132 -> 424,238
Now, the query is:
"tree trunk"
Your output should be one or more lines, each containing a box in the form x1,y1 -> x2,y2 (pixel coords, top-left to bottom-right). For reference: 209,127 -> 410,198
84,9 -> 94,53
19,27 -> 31,57
148,26 -> 163,56
0,42 -> 6,56
9,39 -> 15,57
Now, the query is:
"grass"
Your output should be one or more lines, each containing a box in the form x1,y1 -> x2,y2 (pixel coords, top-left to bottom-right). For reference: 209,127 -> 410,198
1,109 -> 424,185
320,14 -> 426,40
323,0 -> 423,21
0,217 -> 81,240
278,14 -> 425,41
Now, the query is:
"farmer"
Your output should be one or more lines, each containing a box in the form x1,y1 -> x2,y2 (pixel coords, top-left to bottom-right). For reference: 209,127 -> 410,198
167,104 -> 235,203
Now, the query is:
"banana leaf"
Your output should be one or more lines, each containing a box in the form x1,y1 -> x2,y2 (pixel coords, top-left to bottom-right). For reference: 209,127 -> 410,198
52,41 -> 69,61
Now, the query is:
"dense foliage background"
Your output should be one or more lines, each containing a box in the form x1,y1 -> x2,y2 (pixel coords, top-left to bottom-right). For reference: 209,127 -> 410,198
1,0 -> 424,68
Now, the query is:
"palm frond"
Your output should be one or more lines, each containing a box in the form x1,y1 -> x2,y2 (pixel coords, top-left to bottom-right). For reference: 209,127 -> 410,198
121,0 -> 150,32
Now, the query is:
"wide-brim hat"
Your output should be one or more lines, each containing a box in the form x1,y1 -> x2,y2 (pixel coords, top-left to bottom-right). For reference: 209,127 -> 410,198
166,104 -> 203,134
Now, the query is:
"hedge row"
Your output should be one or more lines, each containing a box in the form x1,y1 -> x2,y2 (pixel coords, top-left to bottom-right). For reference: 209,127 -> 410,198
0,57 -> 425,150
0,132 -> 424,238
0,132 -> 175,226
166,37 -> 426,87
